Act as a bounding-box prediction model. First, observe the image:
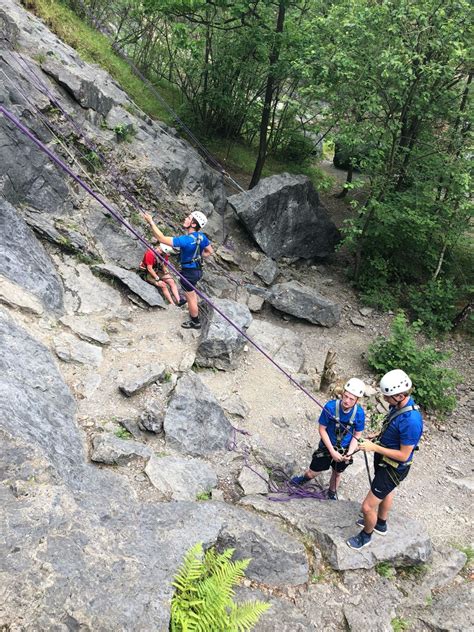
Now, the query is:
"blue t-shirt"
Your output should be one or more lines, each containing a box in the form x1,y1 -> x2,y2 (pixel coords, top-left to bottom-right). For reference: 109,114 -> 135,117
318,399 -> 365,449
379,397 -> 423,468
172,232 -> 210,269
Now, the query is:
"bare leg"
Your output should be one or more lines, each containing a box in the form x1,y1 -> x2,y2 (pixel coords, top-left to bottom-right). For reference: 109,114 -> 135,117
378,491 -> 394,521
186,290 -> 199,318
167,279 -> 181,303
158,281 -> 173,304
329,469 -> 342,493
362,491 -> 383,533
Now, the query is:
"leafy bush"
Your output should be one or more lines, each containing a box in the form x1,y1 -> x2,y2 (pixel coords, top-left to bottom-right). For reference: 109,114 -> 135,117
171,543 -> 270,631
408,278 -> 458,336
367,312 -> 460,413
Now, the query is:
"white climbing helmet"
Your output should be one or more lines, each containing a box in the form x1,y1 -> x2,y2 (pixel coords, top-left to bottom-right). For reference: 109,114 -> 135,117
159,243 -> 177,255
344,377 -> 365,398
190,210 -> 208,229
379,369 -> 412,396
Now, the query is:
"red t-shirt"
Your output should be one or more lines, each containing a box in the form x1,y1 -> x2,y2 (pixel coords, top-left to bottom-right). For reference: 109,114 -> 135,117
140,249 -> 169,272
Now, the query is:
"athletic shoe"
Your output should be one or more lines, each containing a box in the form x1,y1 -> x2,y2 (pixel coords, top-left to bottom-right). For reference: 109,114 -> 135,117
356,518 -> 388,535
177,298 -> 187,307
346,530 -> 372,550
327,490 -> 338,500
181,320 -> 201,330
289,475 -> 307,486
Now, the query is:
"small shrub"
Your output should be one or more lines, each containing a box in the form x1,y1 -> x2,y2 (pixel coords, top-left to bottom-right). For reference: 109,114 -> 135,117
196,490 -> 211,501
171,543 -> 270,631
398,564 -> 428,580
115,427 -> 132,440
391,617 -> 409,632
83,149 -> 102,172
114,123 -> 135,143
367,312 -> 460,413
375,561 -> 396,579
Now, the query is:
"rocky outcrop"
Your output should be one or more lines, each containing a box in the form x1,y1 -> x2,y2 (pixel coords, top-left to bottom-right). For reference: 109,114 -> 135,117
240,496 -> 432,571
90,433 -> 152,465
164,372 -> 233,455
145,455 -> 218,501
94,264 -> 167,308
0,199 -> 64,313
54,332 -> 103,367
228,174 -> 340,260
196,298 -> 252,370
247,319 -> 305,373
268,281 -> 341,327
118,363 -> 167,397
254,256 -> 279,285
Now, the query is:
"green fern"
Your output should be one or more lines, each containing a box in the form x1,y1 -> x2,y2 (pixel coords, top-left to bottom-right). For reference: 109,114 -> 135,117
170,543 -> 271,632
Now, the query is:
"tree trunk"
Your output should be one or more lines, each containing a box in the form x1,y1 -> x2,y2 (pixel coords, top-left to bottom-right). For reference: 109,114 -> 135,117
249,0 -> 286,189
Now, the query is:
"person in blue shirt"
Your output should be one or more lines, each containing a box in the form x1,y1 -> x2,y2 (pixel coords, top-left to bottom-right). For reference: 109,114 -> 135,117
347,369 -> 423,550
143,211 -> 213,329
291,378 -> 366,500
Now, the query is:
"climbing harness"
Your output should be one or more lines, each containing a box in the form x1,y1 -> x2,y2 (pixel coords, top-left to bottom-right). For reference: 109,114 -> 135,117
181,233 -> 204,270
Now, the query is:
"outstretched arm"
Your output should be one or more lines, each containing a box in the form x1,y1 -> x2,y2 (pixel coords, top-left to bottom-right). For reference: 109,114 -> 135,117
202,245 -> 213,258
143,213 -> 174,247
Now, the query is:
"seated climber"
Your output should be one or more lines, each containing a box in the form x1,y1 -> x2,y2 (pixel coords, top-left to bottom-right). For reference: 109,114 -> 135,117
291,378 -> 366,499
346,369 -> 423,550
139,243 -> 183,306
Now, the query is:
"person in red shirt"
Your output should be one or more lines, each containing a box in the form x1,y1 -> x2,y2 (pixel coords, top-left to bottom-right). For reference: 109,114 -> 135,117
139,244 -> 182,305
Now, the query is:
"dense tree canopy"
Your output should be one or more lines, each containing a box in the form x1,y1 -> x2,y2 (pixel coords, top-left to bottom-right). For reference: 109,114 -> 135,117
67,0 -> 472,332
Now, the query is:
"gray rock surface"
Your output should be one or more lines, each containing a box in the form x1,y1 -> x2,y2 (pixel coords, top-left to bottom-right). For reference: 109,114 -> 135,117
90,433 -> 152,465
228,173 -> 340,260
0,275 -> 44,315
247,319 -> 305,373
218,508 -> 308,586
164,372 -> 233,455
240,496 -> 432,571
254,257 -> 279,285
268,281 -> 341,327
247,293 -> 265,312
118,363 -> 167,396
58,259 -> 123,315
60,314 -> 110,345
94,264 -> 167,308
418,582 -> 473,631
0,199 -> 64,313
221,394 -> 250,418
196,298 -> 252,370
53,332 -> 103,366
238,464 -> 269,495
139,400 -> 165,433
145,455 -> 217,501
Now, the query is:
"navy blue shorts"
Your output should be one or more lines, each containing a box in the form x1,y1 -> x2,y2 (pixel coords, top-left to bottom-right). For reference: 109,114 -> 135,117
371,453 -> 410,499
309,445 -> 353,474
180,267 -> 202,292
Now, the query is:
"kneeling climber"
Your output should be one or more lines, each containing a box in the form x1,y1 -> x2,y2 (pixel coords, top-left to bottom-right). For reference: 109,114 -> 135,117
291,378 -> 366,499
346,369 -> 423,550
139,243 -> 182,306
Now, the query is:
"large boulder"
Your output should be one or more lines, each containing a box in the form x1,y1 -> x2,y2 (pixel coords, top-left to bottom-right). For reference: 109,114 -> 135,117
268,281 -> 341,327
228,174 -> 340,260
145,455 -> 218,501
93,263 -> 167,308
164,372 -> 233,455
0,199 -> 64,313
240,496 -> 432,571
246,320 -> 305,373
196,298 -> 252,370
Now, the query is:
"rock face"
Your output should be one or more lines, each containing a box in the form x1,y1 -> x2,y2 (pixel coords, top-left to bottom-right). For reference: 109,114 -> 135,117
240,496 -> 432,571
54,332 -> 103,367
118,363 -> 167,397
268,281 -> 341,327
228,174 -> 340,260
196,298 -> 252,370
94,264 -> 167,308
0,199 -> 64,313
90,433 -> 152,465
164,372 -> 233,455
145,455 -> 218,501
254,256 -> 279,285
247,319 -> 305,373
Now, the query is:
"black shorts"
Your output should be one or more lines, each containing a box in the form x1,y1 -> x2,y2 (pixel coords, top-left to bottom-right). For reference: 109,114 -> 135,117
309,445 -> 353,474
180,267 -> 202,292
371,453 -> 410,499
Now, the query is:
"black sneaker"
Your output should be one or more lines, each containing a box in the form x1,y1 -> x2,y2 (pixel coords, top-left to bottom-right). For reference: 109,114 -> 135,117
356,517 -> 388,535
181,320 -> 201,330
327,490 -> 338,501
177,298 -> 187,307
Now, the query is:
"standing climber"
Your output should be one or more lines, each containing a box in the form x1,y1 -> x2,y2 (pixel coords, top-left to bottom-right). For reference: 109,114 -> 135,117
291,378 -> 366,500
139,243 -> 182,305
346,369 -> 423,550
143,211 -> 213,329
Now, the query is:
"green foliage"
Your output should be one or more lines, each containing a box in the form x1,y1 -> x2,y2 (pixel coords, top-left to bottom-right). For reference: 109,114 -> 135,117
83,149 -> 102,172
391,617 -> 409,632
375,562 -> 396,580
115,427 -> 132,440
114,123 -> 135,143
408,278 -> 458,336
195,490 -> 211,501
367,312 -> 460,413
170,542 -> 270,632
